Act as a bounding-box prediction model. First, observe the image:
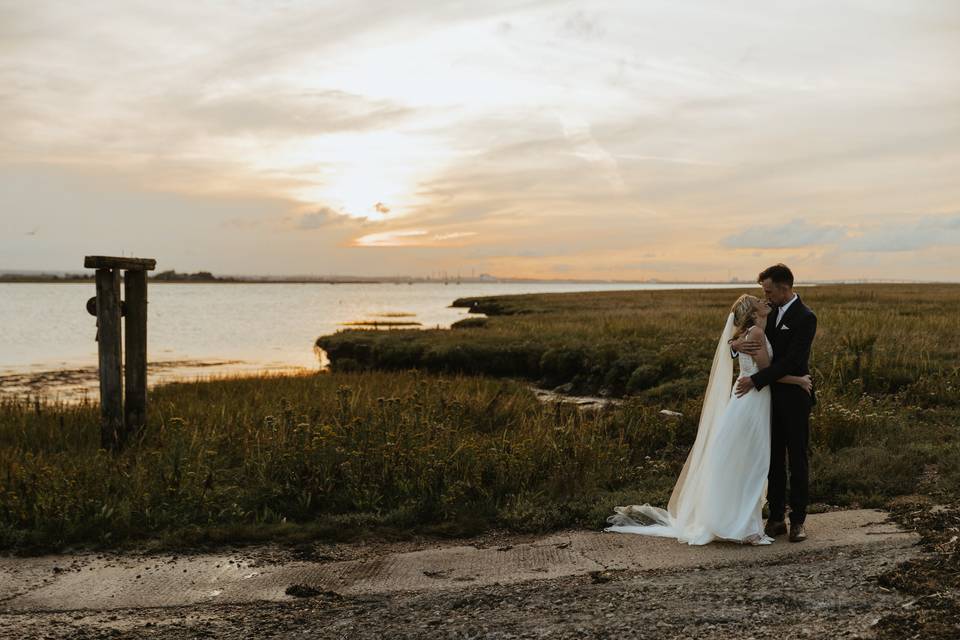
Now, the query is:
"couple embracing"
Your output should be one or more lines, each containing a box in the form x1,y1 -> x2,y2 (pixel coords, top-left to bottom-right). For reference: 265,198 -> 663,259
606,264 -> 817,545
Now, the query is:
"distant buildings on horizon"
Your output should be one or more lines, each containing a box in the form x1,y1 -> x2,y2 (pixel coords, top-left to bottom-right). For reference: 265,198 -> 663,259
0,268 -> 944,285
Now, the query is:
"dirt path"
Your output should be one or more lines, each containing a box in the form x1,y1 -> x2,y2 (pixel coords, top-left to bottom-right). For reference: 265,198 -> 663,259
0,509 -> 921,639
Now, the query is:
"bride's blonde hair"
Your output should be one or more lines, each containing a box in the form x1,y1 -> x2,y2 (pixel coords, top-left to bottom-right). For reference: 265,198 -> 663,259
731,294 -> 761,340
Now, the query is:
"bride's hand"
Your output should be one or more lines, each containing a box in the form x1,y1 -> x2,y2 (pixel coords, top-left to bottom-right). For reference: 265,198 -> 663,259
799,375 -> 813,394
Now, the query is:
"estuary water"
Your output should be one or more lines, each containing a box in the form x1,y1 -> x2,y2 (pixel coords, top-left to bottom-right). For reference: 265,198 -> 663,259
1,281 -> 750,399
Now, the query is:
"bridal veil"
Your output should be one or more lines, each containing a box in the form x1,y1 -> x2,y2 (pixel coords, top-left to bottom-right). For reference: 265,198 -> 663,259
605,312 -> 735,532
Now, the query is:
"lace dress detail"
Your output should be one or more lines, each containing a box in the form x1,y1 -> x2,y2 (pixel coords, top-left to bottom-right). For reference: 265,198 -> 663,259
738,351 -> 760,378
737,328 -> 772,379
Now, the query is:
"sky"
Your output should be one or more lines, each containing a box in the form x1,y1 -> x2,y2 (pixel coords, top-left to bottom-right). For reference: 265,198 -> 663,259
2,0 -> 959,281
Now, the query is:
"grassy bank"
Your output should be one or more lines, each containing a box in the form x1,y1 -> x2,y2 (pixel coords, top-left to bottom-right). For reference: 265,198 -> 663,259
0,372 -> 690,551
2,284 -> 959,553
317,284 -> 960,399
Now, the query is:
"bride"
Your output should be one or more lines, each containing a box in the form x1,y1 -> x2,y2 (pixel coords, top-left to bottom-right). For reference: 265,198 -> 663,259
604,294 -> 812,545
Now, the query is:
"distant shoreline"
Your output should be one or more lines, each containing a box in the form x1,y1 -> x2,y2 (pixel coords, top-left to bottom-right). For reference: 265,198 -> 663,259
1,277 -> 948,285
0,276 -> 754,285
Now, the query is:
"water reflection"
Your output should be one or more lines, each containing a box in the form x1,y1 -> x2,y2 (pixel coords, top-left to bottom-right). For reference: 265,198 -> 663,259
1,281 -> 752,398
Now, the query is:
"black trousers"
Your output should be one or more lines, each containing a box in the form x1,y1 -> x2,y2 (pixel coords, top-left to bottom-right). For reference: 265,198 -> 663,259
767,385 -> 812,524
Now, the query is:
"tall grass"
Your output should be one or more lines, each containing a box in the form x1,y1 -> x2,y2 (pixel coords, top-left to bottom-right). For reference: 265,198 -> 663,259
2,284 -> 959,551
0,372 -> 698,550
318,284 -> 960,398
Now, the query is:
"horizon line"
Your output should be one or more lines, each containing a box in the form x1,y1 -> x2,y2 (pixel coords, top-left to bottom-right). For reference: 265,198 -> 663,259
0,268 -> 955,286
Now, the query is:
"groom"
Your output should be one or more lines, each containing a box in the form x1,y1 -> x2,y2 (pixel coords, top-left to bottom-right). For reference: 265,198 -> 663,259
732,264 -> 817,543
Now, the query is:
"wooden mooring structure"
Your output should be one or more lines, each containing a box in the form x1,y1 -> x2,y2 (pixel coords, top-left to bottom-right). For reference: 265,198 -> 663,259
84,256 -> 156,449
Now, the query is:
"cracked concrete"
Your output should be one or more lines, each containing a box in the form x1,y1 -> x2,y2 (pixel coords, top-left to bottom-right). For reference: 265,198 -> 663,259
0,509 -> 915,614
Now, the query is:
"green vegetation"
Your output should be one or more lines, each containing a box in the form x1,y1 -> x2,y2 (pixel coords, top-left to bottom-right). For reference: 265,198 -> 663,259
0,373 -> 685,551
1,284 -> 959,552
319,285 -> 960,399
340,320 -> 423,327
152,269 -> 219,282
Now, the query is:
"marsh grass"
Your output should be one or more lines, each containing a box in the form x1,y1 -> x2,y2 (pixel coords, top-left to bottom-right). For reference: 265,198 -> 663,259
0,371 -> 698,550
318,284 -> 960,398
2,284 -> 959,551
315,283 -> 960,521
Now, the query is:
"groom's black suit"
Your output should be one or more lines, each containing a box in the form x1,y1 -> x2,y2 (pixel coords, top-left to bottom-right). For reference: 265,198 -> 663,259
750,295 -> 817,526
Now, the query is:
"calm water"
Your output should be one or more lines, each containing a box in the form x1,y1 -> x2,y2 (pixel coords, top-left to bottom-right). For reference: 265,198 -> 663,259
1,282 -> 750,392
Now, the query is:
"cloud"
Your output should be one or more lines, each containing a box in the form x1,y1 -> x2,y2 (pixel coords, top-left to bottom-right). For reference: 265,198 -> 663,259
351,228 -> 478,247
220,217 -> 261,230
562,11 -> 605,40
2,2 -> 960,282
613,153 -> 730,167
166,90 -> 415,138
296,207 -> 351,230
554,111 -> 624,192
353,229 -> 428,247
433,231 -> 476,241
846,214 -> 960,252
721,219 -> 848,249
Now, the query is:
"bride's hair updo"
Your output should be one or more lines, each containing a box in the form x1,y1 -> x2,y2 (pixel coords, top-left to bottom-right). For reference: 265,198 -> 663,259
731,294 -> 761,340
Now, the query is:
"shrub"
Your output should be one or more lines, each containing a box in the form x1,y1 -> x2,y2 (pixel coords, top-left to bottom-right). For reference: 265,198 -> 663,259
626,364 -> 660,395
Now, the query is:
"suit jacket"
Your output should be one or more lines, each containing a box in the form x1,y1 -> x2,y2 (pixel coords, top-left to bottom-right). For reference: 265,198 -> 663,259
751,295 -> 817,406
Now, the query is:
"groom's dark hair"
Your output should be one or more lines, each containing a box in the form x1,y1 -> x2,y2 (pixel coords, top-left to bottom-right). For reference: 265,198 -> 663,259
758,264 -> 794,287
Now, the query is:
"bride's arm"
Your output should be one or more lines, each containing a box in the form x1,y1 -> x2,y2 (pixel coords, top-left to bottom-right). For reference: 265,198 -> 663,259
747,327 -> 770,368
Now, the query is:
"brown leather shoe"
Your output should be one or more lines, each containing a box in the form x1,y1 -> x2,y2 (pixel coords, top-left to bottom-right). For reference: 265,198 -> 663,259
789,523 -> 807,542
764,519 -> 787,537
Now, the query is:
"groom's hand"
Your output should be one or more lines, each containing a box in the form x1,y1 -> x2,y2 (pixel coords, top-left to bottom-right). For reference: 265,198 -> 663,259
735,377 -> 755,397
740,339 -> 762,356
729,335 -> 761,356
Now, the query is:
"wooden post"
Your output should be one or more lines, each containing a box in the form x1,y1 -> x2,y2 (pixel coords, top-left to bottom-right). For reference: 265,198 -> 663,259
124,269 -> 148,436
95,268 -> 123,449
85,255 -> 156,451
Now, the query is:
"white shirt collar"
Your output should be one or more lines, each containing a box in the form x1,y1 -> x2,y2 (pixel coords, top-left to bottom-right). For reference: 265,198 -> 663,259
776,293 -> 798,324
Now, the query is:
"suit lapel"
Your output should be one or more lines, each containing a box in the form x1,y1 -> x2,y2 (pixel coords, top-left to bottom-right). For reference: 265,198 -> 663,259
765,306 -> 777,341
776,294 -> 803,330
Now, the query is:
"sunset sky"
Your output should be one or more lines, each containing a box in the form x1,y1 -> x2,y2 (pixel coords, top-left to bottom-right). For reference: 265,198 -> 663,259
2,1 -> 958,281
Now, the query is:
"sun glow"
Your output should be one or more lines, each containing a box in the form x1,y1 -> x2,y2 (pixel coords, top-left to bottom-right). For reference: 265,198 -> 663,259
245,129 -> 454,221
3,2 -> 958,280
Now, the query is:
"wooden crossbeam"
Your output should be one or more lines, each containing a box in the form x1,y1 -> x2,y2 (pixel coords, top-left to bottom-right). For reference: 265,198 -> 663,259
84,256 -> 157,271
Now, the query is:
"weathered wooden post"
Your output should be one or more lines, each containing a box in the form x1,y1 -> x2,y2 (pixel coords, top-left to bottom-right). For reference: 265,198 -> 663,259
94,265 -> 122,449
124,268 -> 149,432
84,256 -> 156,449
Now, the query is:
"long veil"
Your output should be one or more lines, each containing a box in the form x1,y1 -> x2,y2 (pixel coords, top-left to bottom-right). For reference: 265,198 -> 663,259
605,312 -> 736,532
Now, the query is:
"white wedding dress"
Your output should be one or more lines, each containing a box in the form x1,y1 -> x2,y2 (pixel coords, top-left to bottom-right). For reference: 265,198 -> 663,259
605,313 -> 774,545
